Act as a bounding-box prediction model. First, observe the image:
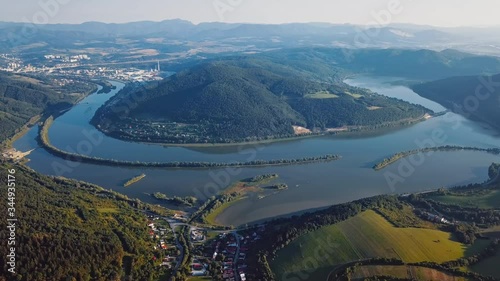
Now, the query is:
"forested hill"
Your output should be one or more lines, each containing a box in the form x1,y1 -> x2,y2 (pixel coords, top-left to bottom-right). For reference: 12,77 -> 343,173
93,57 -> 429,144
262,48 -> 500,80
0,72 -> 95,142
412,74 -> 500,131
0,163 -> 164,281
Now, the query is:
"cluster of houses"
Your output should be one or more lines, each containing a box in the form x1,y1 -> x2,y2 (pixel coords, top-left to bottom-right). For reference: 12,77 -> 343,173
146,217 -> 178,269
191,229 -> 206,242
199,225 -> 265,281
211,233 -> 240,280
44,54 -> 90,62
191,259 -> 208,276
422,212 -> 452,224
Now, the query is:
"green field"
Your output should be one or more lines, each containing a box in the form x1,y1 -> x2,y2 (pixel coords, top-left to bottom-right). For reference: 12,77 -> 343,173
345,91 -> 363,99
352,265 -> 470,281
429,190 -> 500,209
96,207 -> 119,214
305,91 -> 339,99
271,210 -> 484,281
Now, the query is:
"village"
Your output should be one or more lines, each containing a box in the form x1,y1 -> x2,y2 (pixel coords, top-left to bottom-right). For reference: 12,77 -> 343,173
144,213 -> 266,281
0,53 -> 164,82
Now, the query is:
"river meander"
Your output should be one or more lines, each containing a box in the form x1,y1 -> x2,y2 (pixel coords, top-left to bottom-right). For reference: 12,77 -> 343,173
15,77 -> 500,226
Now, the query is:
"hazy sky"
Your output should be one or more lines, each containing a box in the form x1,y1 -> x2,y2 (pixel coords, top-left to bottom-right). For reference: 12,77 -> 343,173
2,0 -> 500,27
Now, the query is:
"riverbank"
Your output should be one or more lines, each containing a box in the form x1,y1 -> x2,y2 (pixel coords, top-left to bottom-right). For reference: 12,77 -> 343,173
95,112 -> 433,148
39,116 -> 342,169
1,114 -> 42,149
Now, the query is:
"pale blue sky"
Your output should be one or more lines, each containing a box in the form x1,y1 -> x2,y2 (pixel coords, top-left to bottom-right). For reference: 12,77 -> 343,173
1,0 -> 500,27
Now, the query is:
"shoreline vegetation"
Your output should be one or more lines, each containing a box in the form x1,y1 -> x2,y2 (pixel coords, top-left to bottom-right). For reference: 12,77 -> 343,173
94,112 -> 436,148
0,114 -> 42,149
152,192 -> 198,207
39,116 -> 341,168
373,145 -> 500,170
123,173 -> 146,187
189,174 -> 288,226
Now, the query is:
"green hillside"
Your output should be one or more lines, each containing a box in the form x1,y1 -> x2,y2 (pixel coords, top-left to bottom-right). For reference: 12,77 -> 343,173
429,190 -> 500,209
0,71 -> 95,142
263,48 -> 500,80
93,57 -> 429,144
351,265 -> 471,281
412,74 -> 500,132
0,163 -> 166,281
271,210 -> 485,281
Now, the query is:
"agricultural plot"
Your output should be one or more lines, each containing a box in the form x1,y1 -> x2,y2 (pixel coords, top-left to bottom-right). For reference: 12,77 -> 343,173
428,189 -> 500,209
305,91 -> 339,99
352,265 -> 470,281
271,210 -> 483,281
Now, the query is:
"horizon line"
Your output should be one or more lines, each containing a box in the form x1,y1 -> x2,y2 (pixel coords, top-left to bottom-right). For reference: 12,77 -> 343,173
0,19 -> 499,29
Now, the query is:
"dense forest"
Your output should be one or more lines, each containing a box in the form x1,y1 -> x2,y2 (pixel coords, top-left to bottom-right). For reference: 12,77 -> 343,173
93,56 -> 429,143
0,163 -> 166,281
262,48 -> 500,80
0,71 -> 95,142
412,73 -> 500,132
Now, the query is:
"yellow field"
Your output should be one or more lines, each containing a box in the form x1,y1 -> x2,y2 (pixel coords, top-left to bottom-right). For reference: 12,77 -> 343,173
305,91 -> 339,99
345,91 -> 363,98
271,210 -> 483,281
96,207 -> 119,214
352,265 -> 470,281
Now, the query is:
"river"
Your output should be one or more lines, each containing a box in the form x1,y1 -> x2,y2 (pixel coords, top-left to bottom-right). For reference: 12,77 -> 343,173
14,78 -> 500,226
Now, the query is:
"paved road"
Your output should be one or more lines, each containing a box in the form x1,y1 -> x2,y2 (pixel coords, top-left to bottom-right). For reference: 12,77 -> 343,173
233,232 -> 242,281
165,218 -> 184,280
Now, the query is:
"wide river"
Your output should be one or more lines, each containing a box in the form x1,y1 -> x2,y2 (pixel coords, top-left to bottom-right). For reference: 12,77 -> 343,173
15,77 -> 500,226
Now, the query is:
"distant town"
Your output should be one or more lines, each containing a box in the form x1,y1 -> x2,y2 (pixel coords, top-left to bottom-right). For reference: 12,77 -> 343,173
0,53 -> 164,82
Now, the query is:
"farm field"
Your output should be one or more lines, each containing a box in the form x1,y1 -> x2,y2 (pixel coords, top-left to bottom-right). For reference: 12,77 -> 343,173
271,210 -> 486,281
428,189 -> 500,209
305,91 -> 339,99
351,265 -> 471,281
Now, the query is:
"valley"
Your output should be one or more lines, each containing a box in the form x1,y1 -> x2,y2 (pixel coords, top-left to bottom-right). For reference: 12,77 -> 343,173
2,14 -> 500,281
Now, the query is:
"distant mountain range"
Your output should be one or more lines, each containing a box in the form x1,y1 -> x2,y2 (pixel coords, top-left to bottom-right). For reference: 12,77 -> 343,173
2,20 -> 500,56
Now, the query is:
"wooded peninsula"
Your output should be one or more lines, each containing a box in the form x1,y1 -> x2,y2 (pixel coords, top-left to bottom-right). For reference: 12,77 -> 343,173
39,116 -> 341,169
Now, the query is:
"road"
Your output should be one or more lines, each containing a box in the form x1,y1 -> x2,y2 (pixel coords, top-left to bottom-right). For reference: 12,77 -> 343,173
165,218 -> 184,279
232,232 -> 242,281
